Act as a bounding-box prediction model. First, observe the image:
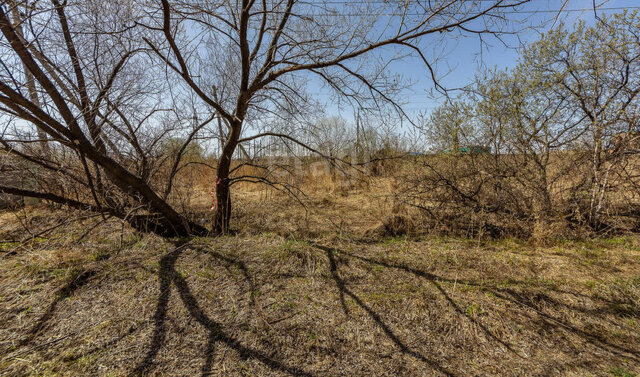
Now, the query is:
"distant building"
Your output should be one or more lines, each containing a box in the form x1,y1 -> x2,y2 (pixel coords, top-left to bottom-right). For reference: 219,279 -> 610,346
444,145 -> 491,154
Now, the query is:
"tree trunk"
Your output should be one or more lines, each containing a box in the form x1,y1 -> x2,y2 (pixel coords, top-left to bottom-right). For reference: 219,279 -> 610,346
589,124 -> 604,224
73,136 -> 207,237
531,167 -> 558,241
213,120 -> 241,234
213,173 -> 231,234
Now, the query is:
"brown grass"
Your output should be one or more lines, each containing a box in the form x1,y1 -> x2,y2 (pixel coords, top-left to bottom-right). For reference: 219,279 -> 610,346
0,181 -> 639,376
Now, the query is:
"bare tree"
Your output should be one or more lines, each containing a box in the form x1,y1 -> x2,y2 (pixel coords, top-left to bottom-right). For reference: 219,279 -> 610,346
528,13 -> 640,224
0,0 -> 207,236
6,0 -> 49,156
399,10 -> 640,239
143,0 -> 530,234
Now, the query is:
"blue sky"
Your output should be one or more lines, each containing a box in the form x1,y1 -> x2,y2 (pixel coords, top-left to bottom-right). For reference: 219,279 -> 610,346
322,0 -> 640,119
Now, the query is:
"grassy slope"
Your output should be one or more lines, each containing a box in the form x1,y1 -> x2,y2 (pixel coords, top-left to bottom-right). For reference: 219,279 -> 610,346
0,194 -> 639,376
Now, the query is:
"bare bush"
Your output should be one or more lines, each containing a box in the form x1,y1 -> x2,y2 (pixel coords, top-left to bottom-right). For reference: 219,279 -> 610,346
399,11 -> 640,239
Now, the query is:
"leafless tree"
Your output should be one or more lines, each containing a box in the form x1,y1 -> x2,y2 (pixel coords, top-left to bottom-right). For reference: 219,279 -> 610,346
399,11 -> 640,239
0,0 -> 208,236
536,14 -> 640,224
0,0 -> 530,236
143,0 -> 530,233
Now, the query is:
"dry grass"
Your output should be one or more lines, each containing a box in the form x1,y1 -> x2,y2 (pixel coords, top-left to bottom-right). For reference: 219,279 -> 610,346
1,184 -> 640,376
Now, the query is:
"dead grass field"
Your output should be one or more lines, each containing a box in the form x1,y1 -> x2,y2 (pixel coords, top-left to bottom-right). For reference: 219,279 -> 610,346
1,183 -> 639,376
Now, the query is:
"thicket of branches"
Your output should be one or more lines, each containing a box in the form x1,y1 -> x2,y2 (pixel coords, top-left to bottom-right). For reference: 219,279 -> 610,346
400,11 -> 640,239
0,0 -> 528,236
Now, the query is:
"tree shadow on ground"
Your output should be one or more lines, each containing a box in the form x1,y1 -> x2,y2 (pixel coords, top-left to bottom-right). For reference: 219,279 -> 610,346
9,268 -> 97,353
320,244 -> 457,376
130,241 -> 312,377
133,241 -> 459,376
323,244 -> 640,364
131,239 -> 639,376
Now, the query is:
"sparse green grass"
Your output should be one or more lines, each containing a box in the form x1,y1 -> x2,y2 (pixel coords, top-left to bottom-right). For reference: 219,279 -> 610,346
465,302 -> 484,317
609,366 -> 637,377
89,248 -> 112,262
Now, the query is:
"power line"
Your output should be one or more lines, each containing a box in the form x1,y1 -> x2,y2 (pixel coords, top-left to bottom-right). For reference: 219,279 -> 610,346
291,6 -> 640,16
302,0 -> 553,3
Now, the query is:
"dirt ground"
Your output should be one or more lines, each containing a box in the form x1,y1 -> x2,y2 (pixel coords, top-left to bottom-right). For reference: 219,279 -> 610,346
0,187 -> 639,376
